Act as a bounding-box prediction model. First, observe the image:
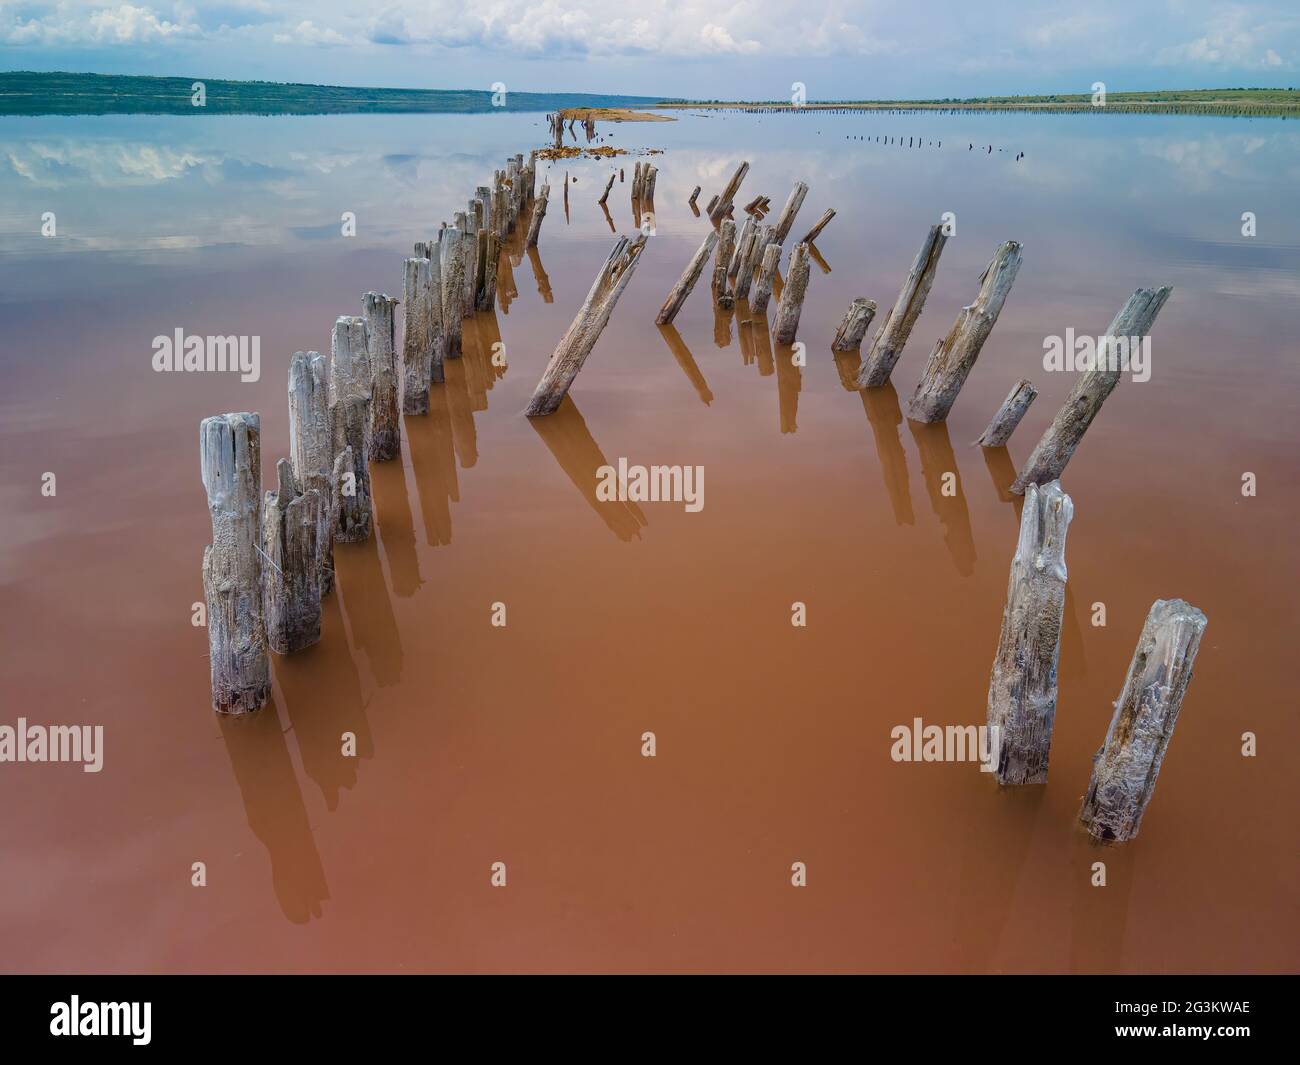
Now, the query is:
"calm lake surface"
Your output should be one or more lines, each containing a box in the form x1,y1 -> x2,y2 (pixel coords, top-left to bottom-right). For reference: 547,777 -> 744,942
1,107 -> 1297,973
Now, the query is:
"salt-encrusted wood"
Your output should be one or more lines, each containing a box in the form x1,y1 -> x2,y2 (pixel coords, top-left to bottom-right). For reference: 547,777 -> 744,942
262,458 -> 321,654
656,229 -> 720,325
329,316 -> 372,542
976,379 -> 1038,447
363,292 -> 400,460
831,298 -> 878,352
856,224 -> 949,388
200,411 -> 271,713
773,243 -> 811,345
288,350 -> 335,594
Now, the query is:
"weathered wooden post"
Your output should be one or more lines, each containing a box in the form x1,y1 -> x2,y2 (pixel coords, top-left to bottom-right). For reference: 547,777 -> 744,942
907,240 -> 1023,423
656,229 -> 720,325
772,181 -> 808,246
598,173 -> 616,206
712,219 -> 737,308
728,217 -> 755,285
856,224 -> 948,388
526,182 -> 550,249
401,258 -> 432,413
688,186 -> 701,208
976,379 -> 1038,447
288,351 -> 334,594
773,243 -> 811,345
987,479 -> 1073,784
734,223 -> 771,302
524,234 -> 648,416
642,166 -> 657,201
1078,598 -> 1207,842
831,297 -> 877,351
362,292 -> 400,460
476,225 -> 500,312
705,194 -> 720,217
798,208 -> 836,246
750,243 -> 781,316
262,458 -> 321,654
441,227 -> 465,360
1012,286 -> 1172,494
200,412 -> 271,713
329,316 -> 373,542
709,160 -> 749,221
631,161 -> 644,200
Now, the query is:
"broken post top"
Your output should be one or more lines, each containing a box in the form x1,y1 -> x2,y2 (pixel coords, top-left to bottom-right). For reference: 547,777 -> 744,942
200,412 -> 261,508
329,315 -> 371,406
1016,479 -> 1073,583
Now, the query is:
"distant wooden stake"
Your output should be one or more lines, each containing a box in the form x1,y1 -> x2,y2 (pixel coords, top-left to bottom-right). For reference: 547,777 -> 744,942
907,239 -> 1024,423
329,316 -> 373,543
363,292 -> 400,460
1078,598 -> 1207,842
288,351 -> 335,595
750,243 -> 781,316
976,379 -> 1038,447
987,479 -> 1074,785
1011,286 -> 1172,494
656,228 -> 720,325
526,182 -> 550,249
598,173 -> 615,206
688,186 -> 701,207
773,243 -> 811,345
262,458 -> 321,654
712,219 -> 736,308
524,234 -> 648,417
831,297 -> 878,351
772,181 -> 809,246
857,224 -> 948,388
200,412 -> 271,714
798,208 -> 836,246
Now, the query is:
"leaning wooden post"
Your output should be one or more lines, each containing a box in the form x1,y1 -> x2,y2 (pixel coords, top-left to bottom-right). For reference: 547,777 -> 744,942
797,208 -> 836,246
773,242 -> 811,345
524,234 -> 648,417
526,182 -> 550,249
727,217 -> 755,286
712,219 -> 737,308
986,479 -> 1074,785
771,181 -> 808,246
710,160 -> 749,221
907,240 -> 1024,423
976,379 -> 1038,447
1011,286 -> 1172,494
734,223 -> 770,302
1078,598 -> 1207,842
288,351 -> 335,595
441,227 -> 465,360
598,173 -> 615,206
363,292 -> 400,460
631,161 -> 644,200
329,316 -> 373,543
642,166 -> 658,201
831,297 -> 878,351
262,458 -> 322,654
688,186 -> 701,208
656,228 -> 720,325
750,243 -> 781,316
857,224 -> 948,388
200,412 -> 271,714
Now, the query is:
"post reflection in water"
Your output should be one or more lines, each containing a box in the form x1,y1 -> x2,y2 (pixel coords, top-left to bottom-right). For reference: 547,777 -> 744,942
529,396 -> 649,542
908,418 -> 977,577
808,243 -> 832,274
335,534 -> 403,688
712,300 -> 734,350
851,373 -> 916,527
372,452 -> 422,597
275,593 -> 373,811
219,706 -> 330,924
526,246 -> 554,302
657,322 -> 714,405
774,337 -> 803,434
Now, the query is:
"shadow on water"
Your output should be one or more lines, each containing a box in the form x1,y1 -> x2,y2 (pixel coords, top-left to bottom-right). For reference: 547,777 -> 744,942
335,534 -> 403,687
1069,832 -> 1139,973
219,704 -> 330,923
529,395 -> 649,542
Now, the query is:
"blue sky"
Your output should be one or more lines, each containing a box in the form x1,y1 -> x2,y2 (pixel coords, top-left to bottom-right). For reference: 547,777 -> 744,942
1,1 -> 1297,98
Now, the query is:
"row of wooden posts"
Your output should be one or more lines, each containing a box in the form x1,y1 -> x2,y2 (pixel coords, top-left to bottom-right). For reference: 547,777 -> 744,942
643,159 -> 1203,843
199,148 -> 541,714
198,136 -> 1204,842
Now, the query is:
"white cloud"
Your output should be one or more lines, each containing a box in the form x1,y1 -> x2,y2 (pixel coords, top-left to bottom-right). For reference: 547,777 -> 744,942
272,19 -> 347,46
1,3 -> 198,45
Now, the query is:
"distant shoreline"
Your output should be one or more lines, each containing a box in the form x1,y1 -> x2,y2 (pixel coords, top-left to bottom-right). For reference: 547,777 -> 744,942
658,89 -> 1299,118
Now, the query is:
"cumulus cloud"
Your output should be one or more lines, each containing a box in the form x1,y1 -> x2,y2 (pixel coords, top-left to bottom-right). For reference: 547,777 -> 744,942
1,2 -> 199,45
